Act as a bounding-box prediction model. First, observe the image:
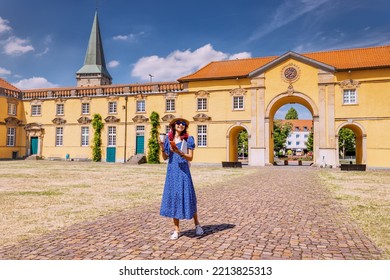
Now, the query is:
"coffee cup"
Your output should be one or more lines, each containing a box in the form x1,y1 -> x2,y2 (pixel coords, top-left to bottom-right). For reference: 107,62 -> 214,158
159,133 -> 166,143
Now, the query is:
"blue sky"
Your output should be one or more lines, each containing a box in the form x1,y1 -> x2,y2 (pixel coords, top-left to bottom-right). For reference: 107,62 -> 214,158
1,0 -> 390,119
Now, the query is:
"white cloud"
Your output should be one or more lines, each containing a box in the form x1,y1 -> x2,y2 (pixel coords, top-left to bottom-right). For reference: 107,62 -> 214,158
131,44 -> 251,82
3,36 -> 34,55
0,66 -> 11,76
108,60 -> 120,68
0,17 -> 12,33
14,77 -> 58,90
113,32 -> 145,42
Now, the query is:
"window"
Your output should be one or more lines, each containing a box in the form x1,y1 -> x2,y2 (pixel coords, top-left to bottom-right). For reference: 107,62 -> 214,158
82,103 -> 90,114
56,104 -> 64,115
303,126 -> 308,131
343,89 -> 357,104
108,126 -> 116,146
197,125 -> 207,147
233,96 -> 244,110
56,127 -> 63,146
81,127 -> 89,146
197,98 -> 207,111
296,134 -> 300,138
295,126 -> 300,131
108,101 -> 117,114
304,134 -> 308,139
166,99 -> 175,112
136,100 -> 146,113
31,105 -> 41,116
287,141 -> 292,146
296,141 -> 300,146
165,125 -> 170,134
8,103 -> 17,115
7,127 -> 15,146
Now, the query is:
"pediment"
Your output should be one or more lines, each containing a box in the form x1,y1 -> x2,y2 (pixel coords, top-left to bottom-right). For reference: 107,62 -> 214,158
77,116 -> 92,124
161,114 -> 176,122
52,117 -> 67,125
248,51 -> 335,78
193,113 -> 211,122
25,122 -> 43,131
4,117 -> 23,126
132,115 -> 148,123
104,116 -> 120,123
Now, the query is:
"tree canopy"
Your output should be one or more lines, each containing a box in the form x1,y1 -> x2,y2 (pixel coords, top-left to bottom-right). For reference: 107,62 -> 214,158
285,107 -> 299,120
273,120 -> 292,152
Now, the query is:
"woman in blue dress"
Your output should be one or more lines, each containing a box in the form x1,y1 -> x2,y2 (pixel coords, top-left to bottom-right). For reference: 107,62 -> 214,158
159,118 -> 204,240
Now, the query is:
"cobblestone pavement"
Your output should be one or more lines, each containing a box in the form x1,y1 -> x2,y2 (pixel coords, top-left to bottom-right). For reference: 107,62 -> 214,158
0,167 -> 382,260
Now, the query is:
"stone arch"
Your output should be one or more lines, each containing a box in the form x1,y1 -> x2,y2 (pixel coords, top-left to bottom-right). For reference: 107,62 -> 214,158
265,92 -> 318,165
336,121 -> 366,164
226,123 -> 251,162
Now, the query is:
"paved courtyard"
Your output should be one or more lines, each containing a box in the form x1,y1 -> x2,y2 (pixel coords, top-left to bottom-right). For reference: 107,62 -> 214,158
0,167 -> 382,260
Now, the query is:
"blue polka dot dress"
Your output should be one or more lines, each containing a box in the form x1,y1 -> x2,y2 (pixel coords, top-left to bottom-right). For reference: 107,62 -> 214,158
160,136 -> 197,220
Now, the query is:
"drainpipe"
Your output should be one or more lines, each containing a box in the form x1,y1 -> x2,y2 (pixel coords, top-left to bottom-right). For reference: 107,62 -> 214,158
123,96 -> 128,163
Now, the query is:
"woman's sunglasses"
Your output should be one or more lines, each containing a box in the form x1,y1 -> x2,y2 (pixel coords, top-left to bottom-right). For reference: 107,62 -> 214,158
175,121 -> 187,126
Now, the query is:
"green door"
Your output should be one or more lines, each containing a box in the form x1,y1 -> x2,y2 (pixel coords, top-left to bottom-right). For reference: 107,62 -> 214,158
136,135 -> 144,154
106,147 -> 116,162
31,137 -> 38,155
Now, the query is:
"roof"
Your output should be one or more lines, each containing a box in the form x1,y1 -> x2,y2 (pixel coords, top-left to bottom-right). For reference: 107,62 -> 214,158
179,45 -> 390,82
0,78 -> 20,91
280,119 -> 313,131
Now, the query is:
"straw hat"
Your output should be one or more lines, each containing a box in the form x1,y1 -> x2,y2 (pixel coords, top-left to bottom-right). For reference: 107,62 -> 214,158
169,117 -> 189,128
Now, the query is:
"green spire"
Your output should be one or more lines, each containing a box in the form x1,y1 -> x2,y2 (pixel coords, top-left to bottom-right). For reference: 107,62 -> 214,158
76,11 -> 112,86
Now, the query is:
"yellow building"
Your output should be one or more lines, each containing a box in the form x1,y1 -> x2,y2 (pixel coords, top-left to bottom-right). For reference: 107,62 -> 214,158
1,12 -> 390,168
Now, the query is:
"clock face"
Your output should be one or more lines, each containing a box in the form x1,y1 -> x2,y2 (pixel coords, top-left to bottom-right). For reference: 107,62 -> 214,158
284,67 -> 297,80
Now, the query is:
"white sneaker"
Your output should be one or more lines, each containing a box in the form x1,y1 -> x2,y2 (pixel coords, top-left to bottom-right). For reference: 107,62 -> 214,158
195,225 -> 204,236
170,231 -> 180,240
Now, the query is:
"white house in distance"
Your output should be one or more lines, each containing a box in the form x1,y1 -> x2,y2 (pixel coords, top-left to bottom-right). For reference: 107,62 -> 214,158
282,120 -> 313,155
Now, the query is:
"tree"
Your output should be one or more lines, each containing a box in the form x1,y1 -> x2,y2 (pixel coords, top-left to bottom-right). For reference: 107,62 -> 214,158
147,111 -> 160,163
273,120 -> 292,153
305,129 -> 314,152
338,128 -> 356,157
237,130 -> 248,158
91,114 -> 103,162
285,107 -> 299,120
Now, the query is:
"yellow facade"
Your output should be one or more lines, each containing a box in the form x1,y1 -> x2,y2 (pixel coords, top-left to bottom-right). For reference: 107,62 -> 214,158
1,45 -> 390,168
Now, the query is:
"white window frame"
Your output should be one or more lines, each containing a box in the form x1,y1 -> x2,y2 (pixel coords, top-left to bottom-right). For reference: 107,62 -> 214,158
136,100 -> 146,113
82,103 -> 90,115
197,125 -> 207,147
8,103 -> 17,116
108,101 -> 117,114
343,89 -> 357,105
166,99 -> 175,112
81,127 -> 89,147
56,104 -> 64,116
108,126 -> 116,147
7,127 -> 16,146
31,105 -> 41,116
233,96 -> 244,110
197,98 -> 207,111
56,127 -> 63,146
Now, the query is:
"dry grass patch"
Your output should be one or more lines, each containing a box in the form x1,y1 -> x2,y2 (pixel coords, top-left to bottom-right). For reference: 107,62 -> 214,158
0,160 -> 256,247
319,169 -> 390,259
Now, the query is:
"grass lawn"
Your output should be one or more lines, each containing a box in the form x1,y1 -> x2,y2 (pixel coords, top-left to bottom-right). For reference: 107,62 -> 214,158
0,160 -> 256,247
319,169 -> 390,259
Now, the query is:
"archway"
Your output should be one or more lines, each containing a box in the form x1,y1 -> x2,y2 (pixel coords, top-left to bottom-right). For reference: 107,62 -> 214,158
226,124 -> 250,162
336,122 -> 366,165
265,92 -> 319,165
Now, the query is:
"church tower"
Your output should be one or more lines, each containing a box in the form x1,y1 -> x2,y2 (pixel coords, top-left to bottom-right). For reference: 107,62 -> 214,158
76,11 -> 112,87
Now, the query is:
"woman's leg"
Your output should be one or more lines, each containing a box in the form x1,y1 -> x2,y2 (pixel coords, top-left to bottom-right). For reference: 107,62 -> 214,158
173,218 -> 180,232
193,213 -> 200,225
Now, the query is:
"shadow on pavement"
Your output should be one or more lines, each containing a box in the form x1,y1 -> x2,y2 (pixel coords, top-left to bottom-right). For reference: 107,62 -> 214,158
181,223 -> 236,239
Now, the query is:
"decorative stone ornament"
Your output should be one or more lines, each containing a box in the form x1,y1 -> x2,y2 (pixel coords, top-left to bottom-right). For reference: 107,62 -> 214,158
104,116 -> 120,123
161,114 -> 176,122
132,115 -> 148,123
4,117 -> 23,126
281,64 -> 300,83
52,118 -> 67,125
193,113 -> 211,122
230,88 -> 246,96
77,116 -> 92,124
339,79 -> 360,89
